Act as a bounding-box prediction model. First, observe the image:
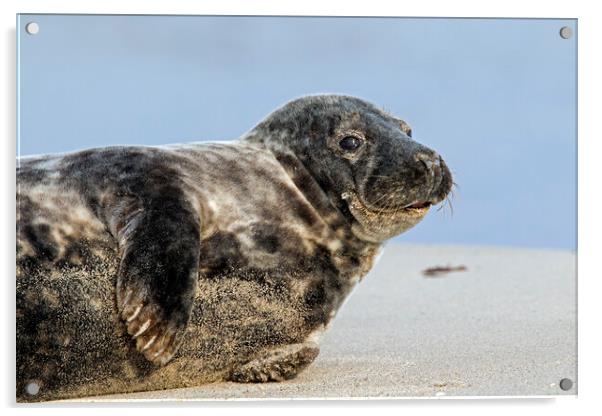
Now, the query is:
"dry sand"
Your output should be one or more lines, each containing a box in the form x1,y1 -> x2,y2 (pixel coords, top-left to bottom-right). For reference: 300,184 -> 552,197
68,244 -> 577,401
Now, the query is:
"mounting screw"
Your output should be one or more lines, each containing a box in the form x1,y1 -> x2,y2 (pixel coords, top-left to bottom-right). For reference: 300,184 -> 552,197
25,381 -> 40,396
25,22 -> 39,35
559,378 -> 573,391
559,26 -> 573,39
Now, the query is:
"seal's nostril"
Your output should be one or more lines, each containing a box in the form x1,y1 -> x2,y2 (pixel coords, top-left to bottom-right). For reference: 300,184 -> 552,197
421,158 -> 434,171
414,152 -> 439,174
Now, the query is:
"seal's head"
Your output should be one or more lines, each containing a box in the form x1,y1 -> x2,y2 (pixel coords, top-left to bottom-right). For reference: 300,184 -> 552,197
244,94 -> 453,243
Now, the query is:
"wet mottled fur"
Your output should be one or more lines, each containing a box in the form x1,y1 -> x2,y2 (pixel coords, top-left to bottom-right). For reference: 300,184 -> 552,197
16,95 -> 452,401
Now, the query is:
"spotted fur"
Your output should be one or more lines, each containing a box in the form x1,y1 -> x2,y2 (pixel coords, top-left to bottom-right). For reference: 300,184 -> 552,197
16,95 -> 452,401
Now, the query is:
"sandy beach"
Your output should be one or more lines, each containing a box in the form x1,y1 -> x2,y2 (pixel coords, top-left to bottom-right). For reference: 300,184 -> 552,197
69,244 -> 577,401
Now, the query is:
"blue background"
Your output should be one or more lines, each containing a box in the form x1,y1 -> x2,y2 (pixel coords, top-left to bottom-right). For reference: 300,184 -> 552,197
17,15 -> 577,250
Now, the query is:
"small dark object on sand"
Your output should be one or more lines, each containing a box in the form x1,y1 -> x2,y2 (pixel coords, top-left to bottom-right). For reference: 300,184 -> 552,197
422,265 -> 467,277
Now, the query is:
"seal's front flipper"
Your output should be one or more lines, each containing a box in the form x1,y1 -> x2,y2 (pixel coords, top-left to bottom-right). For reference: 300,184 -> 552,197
229,342 -> 320,382
114,202 -> 201,366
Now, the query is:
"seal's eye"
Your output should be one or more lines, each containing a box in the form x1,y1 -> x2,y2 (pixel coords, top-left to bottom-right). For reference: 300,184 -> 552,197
339,136 -> 362,152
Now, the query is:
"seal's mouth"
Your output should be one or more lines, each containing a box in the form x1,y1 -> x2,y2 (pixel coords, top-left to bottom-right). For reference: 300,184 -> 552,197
342,191 -> 434,218
402,200 -> 432,212
341,190 -> 434,243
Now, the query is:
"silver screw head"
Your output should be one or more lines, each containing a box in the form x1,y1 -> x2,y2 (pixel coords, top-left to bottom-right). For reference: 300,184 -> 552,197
559,26 -> 573,39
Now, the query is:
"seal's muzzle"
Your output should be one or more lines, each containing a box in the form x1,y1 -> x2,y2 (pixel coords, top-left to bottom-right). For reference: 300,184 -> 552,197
408,150 -> 452,208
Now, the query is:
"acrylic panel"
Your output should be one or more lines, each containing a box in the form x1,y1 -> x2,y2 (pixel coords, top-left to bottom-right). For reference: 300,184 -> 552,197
16,14 -> 577,401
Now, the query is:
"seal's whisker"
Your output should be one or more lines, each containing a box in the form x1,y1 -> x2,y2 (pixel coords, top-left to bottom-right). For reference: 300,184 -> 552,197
436,194 -> 454,217
446,196 -> 454,217
368,174 -> 404,180
369,190 -> 398,207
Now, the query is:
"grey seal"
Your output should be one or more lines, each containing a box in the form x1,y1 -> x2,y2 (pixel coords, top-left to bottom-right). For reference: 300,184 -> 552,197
16,94 -> 452,401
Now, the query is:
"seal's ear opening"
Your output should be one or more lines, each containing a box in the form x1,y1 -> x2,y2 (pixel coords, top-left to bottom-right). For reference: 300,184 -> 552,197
399,120 -> 412,138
